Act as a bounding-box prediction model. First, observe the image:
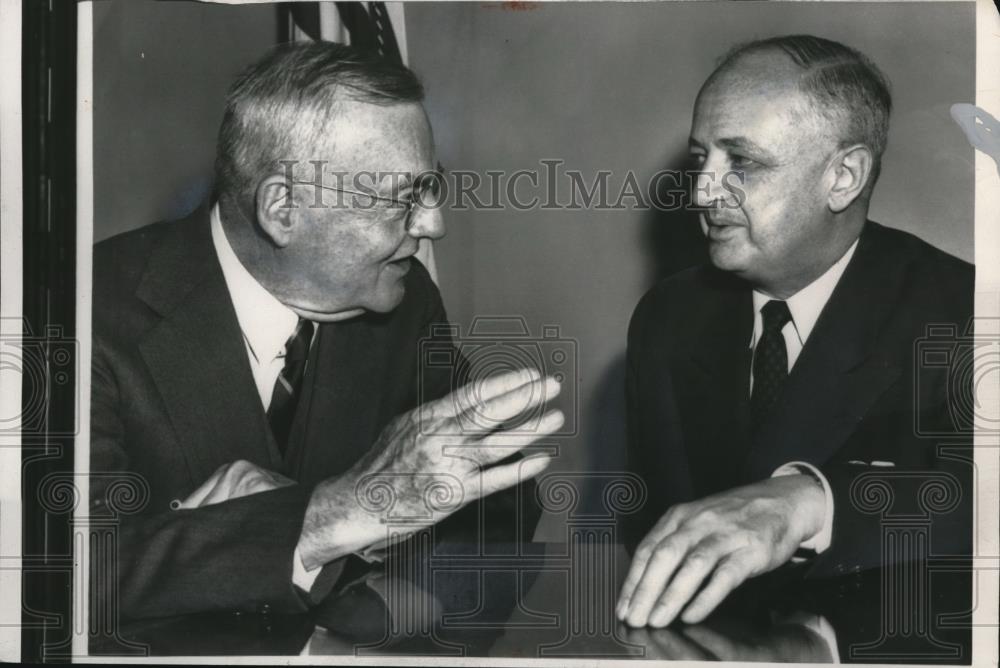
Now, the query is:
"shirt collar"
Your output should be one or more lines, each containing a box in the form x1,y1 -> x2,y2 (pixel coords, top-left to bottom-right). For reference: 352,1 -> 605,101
210,203 -> 299,364
751,238 -> 859,347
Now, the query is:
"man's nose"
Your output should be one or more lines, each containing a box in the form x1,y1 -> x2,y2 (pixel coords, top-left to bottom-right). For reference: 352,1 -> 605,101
692,155 -> 733,209
407,204 -> 446,241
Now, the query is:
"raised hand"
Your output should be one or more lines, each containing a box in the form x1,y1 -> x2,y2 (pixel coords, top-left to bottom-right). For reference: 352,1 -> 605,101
297,368 -> 563,569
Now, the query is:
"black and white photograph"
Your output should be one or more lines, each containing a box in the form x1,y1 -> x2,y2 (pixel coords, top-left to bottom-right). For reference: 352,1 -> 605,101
1,0 -> 998,663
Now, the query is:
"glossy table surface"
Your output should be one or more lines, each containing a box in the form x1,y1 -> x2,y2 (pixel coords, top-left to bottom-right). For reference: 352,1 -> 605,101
96,542 -> 972,662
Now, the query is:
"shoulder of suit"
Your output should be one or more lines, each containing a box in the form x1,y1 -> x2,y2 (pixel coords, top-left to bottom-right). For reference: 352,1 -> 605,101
628,222 -> 974,334
94,220 -> 173,276
93,219 -> 186,309
92,210 -> 211,334
627,263 -> 726,349
632,263 -> 734,319
865,221 -> 974,297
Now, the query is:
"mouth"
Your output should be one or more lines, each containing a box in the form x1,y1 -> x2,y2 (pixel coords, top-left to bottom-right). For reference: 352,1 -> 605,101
700,212 -> 745,240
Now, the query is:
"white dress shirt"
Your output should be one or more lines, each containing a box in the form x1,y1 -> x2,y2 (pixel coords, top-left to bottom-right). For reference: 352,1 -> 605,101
210,204 -> 321,590
753,239 -> 859,555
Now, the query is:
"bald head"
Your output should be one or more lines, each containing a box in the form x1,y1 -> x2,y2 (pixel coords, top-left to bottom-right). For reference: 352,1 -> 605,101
688,35 -> 891,297
701,35 -> 892,194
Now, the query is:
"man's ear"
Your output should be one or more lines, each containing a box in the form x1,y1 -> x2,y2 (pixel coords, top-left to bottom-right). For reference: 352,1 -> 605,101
827,144 -> 874,213
255,174 -> 297,248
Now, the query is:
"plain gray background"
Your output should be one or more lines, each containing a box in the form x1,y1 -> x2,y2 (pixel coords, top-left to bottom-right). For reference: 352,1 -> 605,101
93,1 -> 975,539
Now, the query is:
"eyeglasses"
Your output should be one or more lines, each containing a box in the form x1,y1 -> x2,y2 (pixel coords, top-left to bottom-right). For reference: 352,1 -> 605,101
291,165 -> 445,231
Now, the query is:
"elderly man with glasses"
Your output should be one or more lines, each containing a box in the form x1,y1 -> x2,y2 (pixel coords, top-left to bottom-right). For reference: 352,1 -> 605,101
90,42 -> 561,622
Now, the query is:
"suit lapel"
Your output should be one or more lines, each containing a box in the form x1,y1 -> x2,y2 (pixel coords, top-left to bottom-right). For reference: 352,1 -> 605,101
289,314 -> 389,487
743,222 -> 904,479
672,271 -> 754,494
136,206 -> 278,485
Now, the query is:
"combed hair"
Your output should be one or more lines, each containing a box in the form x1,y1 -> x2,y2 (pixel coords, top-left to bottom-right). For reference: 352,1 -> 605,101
213,41 -> 424,202
717,35 -> 892,188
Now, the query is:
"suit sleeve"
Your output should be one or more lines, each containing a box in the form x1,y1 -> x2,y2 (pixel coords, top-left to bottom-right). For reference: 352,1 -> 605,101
806,403 -> 973,579
804,300 -> 974,578
622,291 -> 688,553
623,299 -> 647,552
90,341 -> 327,621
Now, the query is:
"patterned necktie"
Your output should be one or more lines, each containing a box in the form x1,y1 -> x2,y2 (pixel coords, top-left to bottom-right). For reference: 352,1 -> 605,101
267,318 -> 314,454
751,300 -> 793,430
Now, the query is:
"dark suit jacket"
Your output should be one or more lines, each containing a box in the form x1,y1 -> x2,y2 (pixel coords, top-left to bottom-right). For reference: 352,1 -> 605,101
91,205 -> 536,621
624,222 -> 974,577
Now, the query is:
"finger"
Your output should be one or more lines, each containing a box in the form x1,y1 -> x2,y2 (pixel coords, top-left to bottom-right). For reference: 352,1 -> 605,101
647,541 -> 726,628
477,453 -> 553,498
618,529 -> 672,619
473,409 -> 565,462
617,510 -> 685,618
434,367 -> 541,419
617,551 -> 651,619
680,551 -> 756,624
455,376 -> 561,436
624,533 -> 693,627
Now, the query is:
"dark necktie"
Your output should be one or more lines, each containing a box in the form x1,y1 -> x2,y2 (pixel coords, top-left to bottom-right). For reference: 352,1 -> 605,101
751,300 -> 793,429
267,318 -> 314,454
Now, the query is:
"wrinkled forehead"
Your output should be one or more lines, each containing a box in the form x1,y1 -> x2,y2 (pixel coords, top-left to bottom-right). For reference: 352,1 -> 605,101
312,99 -> 434,178
693,53 -> 832,147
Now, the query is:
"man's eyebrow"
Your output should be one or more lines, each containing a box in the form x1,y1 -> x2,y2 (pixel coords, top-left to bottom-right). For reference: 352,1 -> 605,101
688,137 -> 706,150
373,171 -> 413,197
716,136 -> 775,160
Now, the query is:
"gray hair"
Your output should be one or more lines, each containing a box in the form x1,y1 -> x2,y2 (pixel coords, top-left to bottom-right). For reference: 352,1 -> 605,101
714,35 -> 892,190
213,41 -> 424,202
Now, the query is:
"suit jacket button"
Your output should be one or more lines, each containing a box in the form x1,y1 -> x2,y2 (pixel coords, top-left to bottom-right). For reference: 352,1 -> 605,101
169,499 -> 181,510
258,603 -> 271,614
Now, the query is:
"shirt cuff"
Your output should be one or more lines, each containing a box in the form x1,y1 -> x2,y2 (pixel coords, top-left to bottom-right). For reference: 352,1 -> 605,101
771,461 -> 834,554
293,537 -> 390,593
292,546 -> 322,591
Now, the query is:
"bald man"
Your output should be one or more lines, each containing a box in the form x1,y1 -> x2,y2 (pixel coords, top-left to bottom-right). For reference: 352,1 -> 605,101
618,35 -> 973,628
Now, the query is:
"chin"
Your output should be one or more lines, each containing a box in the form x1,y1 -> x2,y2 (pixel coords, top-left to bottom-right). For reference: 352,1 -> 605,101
708,242 -> 751,273
366,282 -> 407,313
